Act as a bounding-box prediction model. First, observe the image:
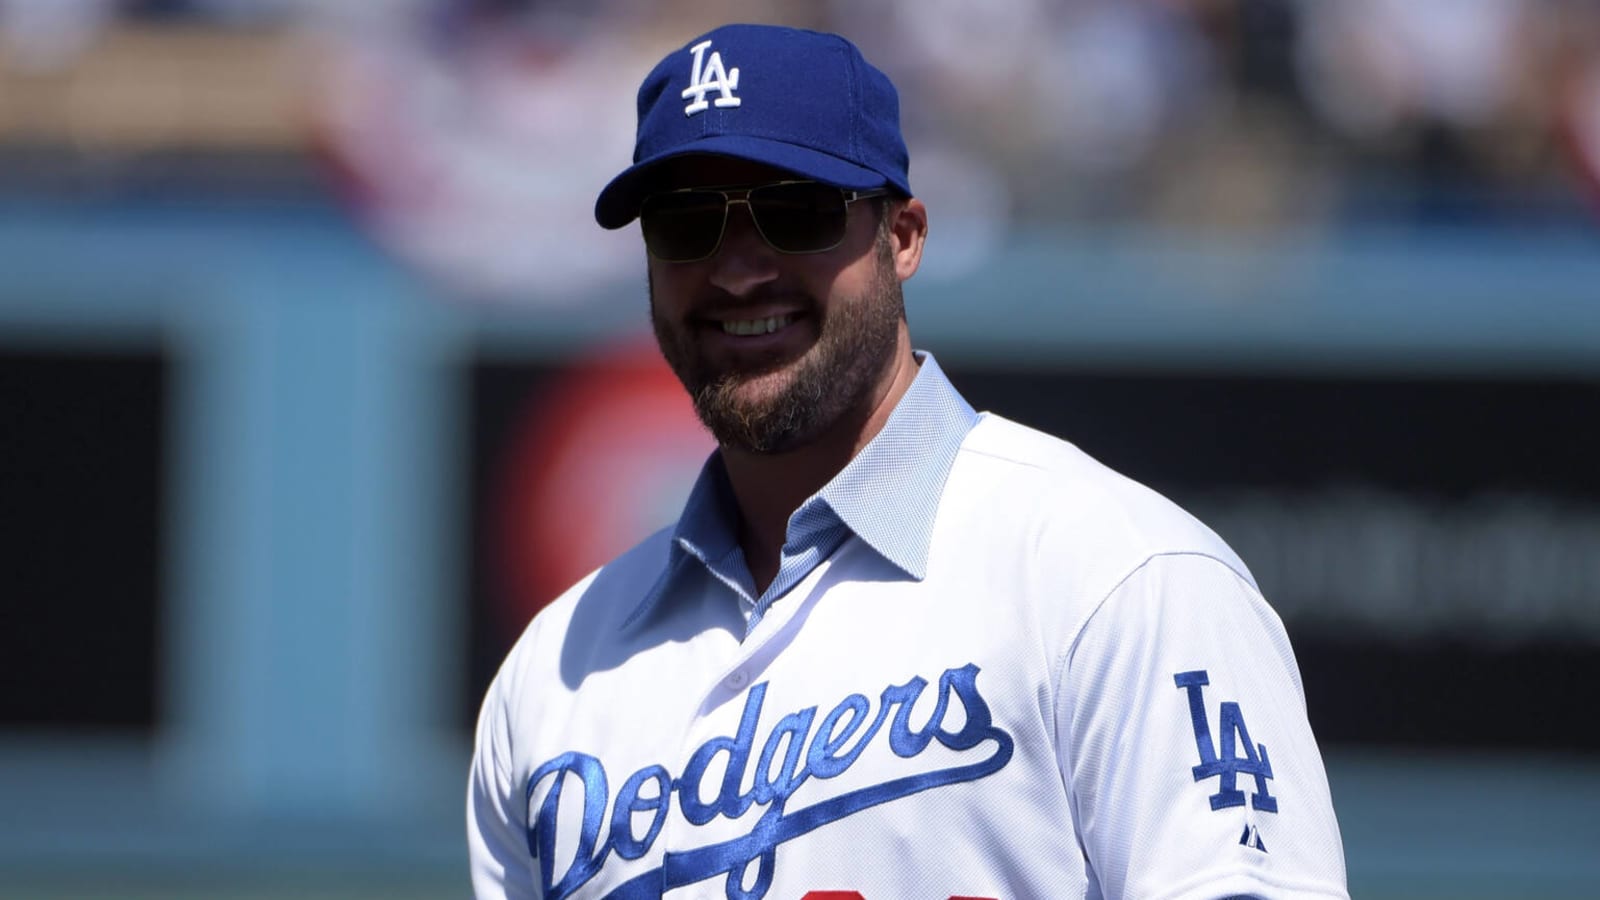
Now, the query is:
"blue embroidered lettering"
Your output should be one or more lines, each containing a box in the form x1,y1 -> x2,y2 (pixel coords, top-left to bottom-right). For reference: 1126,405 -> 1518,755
806,693 -> 870,778
752,706 -> 817,806
677,681 -> 767,825
883,677 -> 934,757
610,765 -> 671,861
524,752 -> 610,898
928,664 -> 1001,752
526,663 -> 1014,900
1173,670 -> 1278,813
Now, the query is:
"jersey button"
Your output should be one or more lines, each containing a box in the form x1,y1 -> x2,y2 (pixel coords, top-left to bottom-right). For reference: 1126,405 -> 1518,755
725,669 -> 748,690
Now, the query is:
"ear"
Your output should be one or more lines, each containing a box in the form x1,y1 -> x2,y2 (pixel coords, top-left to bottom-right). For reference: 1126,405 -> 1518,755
886,197 -> 928,282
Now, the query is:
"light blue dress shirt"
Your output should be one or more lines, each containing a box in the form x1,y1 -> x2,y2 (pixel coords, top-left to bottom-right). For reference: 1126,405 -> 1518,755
626,352 -> 979,633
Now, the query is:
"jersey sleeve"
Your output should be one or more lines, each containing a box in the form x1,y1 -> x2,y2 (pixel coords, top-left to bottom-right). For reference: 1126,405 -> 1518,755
467,671 -> 537,899
1057,552 -> 1348,900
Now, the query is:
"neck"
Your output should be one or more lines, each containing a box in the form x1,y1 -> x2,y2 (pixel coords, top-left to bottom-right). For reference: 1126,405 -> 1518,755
721,336 -> 919,594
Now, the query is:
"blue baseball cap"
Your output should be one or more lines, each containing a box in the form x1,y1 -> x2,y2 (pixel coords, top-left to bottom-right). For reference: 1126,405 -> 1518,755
594,24 -> 912,229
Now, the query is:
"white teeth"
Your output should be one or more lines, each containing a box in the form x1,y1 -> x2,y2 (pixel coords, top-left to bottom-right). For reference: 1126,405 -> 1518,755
721,314 -> 794,336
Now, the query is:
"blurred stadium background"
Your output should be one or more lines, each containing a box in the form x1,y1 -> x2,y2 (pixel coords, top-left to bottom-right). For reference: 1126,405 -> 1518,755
3,0 -> 1599,897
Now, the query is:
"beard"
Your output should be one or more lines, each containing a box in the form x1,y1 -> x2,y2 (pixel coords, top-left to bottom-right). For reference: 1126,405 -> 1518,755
651,240 -> 904,455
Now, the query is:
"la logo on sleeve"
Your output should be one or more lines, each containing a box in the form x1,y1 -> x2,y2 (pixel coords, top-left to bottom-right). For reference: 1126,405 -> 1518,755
1173,670 -> 1278,813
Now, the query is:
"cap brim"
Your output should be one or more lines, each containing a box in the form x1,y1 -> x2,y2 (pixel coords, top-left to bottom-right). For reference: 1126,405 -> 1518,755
594,134 -> 904,229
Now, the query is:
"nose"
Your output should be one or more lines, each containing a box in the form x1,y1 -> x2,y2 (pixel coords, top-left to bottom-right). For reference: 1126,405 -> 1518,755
706,204 -> 780,298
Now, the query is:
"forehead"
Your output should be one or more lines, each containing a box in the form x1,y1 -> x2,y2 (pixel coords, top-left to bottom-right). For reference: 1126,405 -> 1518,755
645,154 -> 816,192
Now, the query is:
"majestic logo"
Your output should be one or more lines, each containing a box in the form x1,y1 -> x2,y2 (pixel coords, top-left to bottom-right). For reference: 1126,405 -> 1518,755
1174,670 -> 1277,813
682,39 -> 741,115
525,663 -> 1014,899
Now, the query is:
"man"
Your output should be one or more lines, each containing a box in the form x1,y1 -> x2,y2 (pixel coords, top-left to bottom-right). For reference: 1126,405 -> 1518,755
469,23 -> 1347,900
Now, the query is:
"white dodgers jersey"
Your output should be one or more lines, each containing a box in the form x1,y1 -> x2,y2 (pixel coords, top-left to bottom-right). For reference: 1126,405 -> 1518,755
469,415 -> 1348,899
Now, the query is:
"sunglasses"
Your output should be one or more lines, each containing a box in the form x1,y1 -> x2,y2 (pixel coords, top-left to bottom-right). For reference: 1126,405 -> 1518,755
639,180 -> 890,263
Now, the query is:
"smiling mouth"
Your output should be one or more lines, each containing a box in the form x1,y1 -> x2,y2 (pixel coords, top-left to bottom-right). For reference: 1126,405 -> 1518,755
720,313 -> 797,336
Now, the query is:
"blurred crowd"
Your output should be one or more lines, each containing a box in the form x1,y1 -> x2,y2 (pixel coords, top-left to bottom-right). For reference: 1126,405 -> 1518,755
3,0 -> 1598,296
839,0 -> 1600,229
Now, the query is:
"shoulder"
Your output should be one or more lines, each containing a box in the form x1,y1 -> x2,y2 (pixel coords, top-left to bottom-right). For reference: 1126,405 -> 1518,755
483,526 -> 676,706
941,413 -> 1254,596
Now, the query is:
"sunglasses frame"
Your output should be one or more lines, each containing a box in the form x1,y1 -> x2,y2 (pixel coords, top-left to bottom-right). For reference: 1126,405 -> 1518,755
640,179 -> 891,263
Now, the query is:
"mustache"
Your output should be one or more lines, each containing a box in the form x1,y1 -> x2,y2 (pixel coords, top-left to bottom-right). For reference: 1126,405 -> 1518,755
684,286 -> 818,317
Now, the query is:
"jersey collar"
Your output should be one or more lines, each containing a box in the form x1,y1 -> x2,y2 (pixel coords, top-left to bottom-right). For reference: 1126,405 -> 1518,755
814,351 -> 978,579
624,351 -> 977,630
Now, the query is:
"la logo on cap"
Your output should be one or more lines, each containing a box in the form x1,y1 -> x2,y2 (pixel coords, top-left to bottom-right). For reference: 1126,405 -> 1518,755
682,39 -> 741,116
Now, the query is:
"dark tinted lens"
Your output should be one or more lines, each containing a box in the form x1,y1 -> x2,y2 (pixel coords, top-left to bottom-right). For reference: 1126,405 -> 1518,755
640,191 -> 728,261
749,182 -> 848,253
